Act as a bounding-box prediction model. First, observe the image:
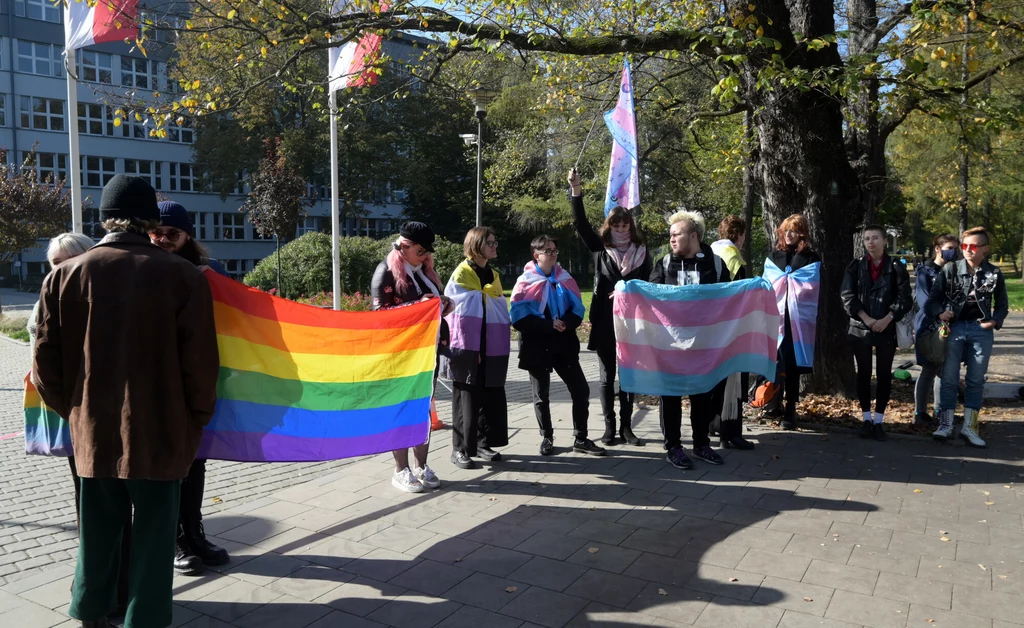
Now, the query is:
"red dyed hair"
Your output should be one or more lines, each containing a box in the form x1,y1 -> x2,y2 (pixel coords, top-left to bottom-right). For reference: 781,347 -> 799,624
775,214 -> 812,253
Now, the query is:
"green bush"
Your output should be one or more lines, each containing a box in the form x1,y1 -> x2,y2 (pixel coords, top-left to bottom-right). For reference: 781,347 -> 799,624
244,232 -> 466,299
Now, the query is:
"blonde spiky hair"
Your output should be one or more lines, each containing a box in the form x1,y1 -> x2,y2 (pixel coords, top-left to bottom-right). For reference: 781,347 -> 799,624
667,210 -> 706,240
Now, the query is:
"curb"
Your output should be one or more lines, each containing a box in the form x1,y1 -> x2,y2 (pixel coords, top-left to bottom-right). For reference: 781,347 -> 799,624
0,333 -> 29,347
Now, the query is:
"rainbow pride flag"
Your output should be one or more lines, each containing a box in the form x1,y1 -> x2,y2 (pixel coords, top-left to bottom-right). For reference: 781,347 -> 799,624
196,272 -> 439,462
613,278 -> 780,397
763,259 -> 821,368
24,374 -> 74,457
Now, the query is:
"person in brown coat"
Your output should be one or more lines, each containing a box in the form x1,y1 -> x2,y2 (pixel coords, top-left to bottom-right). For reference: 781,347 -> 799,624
32,175 -> 219,628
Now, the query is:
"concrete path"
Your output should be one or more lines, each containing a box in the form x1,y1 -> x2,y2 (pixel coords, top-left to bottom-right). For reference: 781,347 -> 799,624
1,326 -> 1023,628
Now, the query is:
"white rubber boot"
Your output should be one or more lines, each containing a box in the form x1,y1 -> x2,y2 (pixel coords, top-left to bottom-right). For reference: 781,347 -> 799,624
932,409 -> 955,441
959,408 -> 987,448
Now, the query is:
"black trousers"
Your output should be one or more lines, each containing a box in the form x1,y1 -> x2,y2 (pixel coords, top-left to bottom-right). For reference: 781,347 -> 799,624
179,458 -> 206,537
70,457 -> 131,611
659,391 -> 715,450
529,360 -> 591,440
596,342 -> 634,423
853,341 -> 897,414
779,325 -> 801,412
451,380 -> 509,456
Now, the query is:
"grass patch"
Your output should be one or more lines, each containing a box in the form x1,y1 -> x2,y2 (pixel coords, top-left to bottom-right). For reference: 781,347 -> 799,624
1006,278 -> 1024,311
0,315 -> 30,343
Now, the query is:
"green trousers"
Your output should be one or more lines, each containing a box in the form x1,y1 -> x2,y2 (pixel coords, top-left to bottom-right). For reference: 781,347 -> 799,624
70,478 -> 180,628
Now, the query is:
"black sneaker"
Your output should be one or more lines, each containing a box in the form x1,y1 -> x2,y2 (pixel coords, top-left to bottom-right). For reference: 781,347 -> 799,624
477,447 -> 502,462
665,447 -> 693,470
692,445 -> 724,465
573,439 -> 607,456
913,412 -> 936,427
451,450 -> 476,469
540,438 -> 554,456
873,423 -> 887,442
859,420 -> 874,439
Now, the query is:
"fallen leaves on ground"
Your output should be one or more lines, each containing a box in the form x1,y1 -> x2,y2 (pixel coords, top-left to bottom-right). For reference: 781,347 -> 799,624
588,547 -> 600,554
658,588 -> 668,596
803,596 -> 814,602
505,586 -> 517,593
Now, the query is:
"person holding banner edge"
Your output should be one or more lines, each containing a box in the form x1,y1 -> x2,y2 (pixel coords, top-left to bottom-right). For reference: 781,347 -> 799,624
568,168 -> 651,447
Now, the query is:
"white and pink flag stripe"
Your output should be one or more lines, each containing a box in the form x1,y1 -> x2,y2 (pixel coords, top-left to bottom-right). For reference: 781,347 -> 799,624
328,2 -> 389,90
613,278 -> 780,397
65,0 -> 139,52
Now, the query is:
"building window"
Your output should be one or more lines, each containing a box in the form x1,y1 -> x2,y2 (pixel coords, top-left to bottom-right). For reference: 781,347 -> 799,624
213,213 -> 245,240
121,57 -> 158,90
0,94 -> 6,127
15,0 -> 61,23
82,207 -> 103,238
79,51 -> 113,84
21,151 -> 67,184
17,40 -> 63,77
121,113 -> 155,139
222,259 -> 246,280
296,217 -> 320,236
189,212 -> 209,240
167,118 -> 194,144
169,163 -> 197,192
82,156 -> 116,188
124,159 -> 161,190
19,96 -> 65,131
77,103 -> 115,136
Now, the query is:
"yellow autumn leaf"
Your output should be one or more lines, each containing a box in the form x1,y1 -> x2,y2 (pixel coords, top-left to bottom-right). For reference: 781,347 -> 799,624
113,117 -> 122,127
227,9 -> 237,19
756,26 -> 764,37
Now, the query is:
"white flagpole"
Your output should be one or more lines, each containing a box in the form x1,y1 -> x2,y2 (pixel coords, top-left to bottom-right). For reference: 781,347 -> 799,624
65,48 -> 84,234
329,87 -> 342,311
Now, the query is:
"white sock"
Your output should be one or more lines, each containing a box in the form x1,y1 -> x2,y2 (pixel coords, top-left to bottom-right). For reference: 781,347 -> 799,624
863,411 -> 872,423
873,412 -> 884,424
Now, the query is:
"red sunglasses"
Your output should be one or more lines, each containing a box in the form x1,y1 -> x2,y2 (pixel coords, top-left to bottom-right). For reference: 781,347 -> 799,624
961,243 -> 983,253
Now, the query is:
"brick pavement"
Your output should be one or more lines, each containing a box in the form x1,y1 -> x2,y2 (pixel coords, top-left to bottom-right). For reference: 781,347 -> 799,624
2,329 -> 1024,627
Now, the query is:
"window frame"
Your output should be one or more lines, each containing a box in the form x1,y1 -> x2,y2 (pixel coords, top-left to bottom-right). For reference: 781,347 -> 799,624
16,40 -> 64,77
19,96 -> 65,132
78,51 -> 113,84
81,156 -> 117,188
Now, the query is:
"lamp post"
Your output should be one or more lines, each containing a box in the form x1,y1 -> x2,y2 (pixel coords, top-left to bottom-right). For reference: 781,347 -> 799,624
464,87 -> 498,227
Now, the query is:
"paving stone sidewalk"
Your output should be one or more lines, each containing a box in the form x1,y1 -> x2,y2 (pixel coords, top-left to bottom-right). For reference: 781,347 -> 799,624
2,329 -> 1024,627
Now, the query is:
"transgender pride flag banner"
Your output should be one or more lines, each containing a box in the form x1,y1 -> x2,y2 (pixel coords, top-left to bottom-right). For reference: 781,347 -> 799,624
613,279 -> 780,397
762,259 -> 821,368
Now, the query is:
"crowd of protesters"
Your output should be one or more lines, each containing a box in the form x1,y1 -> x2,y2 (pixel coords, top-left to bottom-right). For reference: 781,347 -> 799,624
25,171 -> 1010,627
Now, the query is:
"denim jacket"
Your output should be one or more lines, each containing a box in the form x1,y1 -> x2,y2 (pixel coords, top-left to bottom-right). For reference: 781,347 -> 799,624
925,259 -> 1009,330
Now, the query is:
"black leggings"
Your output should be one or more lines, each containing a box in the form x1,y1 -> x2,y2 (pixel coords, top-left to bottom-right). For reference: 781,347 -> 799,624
853,341 -> 897,414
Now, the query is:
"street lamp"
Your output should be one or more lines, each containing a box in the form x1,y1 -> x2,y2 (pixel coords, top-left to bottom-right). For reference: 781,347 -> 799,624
465,87 -> 498,227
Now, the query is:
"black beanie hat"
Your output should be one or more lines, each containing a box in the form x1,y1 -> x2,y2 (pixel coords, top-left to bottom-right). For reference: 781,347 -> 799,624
158,201 -> 195,236
99,175 -> 159,222
399,221 -> 435,252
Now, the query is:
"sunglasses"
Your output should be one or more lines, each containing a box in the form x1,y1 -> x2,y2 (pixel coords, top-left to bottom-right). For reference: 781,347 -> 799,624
400,243 -> 428,256
961,243 -> 984,253
150,228 -> 183,242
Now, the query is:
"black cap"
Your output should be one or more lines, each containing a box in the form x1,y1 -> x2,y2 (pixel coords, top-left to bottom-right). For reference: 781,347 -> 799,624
158,201 -> 195,237
99,175 -> 159,222
399,221 -> 435,252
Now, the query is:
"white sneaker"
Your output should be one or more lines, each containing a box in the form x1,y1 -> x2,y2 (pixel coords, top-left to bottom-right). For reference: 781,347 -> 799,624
392,467 -> 425,493
959,408 -> 987,448
413,465 -> 441,489
933,409 -> 955,441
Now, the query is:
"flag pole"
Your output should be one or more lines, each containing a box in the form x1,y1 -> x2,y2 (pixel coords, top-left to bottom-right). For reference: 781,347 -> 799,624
329,87 -> 342,311
65,48 -> 84,234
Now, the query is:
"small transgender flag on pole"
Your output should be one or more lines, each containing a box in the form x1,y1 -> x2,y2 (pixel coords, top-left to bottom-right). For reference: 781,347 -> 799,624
603,58 -> 640,215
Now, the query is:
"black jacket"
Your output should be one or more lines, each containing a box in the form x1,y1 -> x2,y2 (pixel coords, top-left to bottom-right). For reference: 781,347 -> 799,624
571,195 -> 652,352
512,294 -> 584,372
649,243 -> 731,286
769,248 -> 821,273
840,254 -> 912,345
925,259 -> 1009,330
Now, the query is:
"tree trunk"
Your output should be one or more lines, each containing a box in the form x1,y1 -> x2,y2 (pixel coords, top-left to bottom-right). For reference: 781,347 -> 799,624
958,18 -> 970,235
742,109 -> 756,265
845,0 -> 886,225
730,0 -> 860,394
275,233 -> 282,295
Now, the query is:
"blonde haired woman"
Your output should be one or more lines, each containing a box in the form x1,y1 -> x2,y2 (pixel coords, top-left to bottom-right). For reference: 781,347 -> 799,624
440,227 -> 511,468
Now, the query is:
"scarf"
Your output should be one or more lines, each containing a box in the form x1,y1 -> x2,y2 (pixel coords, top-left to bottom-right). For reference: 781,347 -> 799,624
510,262 -> 586,324
404,262 -> 440,298
607,231 -> 647,277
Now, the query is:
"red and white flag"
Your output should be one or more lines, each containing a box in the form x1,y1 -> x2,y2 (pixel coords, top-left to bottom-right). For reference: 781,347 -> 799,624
65,0 -> 139,52
328,1 -> 388,90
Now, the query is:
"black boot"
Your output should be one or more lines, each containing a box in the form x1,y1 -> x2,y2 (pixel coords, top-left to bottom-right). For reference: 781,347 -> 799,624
181,459 -> 229,566
174,530 -> 204,576
187,522 -> 229,567
781,401 -> 797,431
619,416 -> 642,446
719,419 -> 755,450
600,419 -> 617,446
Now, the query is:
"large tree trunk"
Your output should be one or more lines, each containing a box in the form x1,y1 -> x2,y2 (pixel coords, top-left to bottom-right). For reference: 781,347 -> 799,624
845,0 -> 886,224
730,0 -> 859,394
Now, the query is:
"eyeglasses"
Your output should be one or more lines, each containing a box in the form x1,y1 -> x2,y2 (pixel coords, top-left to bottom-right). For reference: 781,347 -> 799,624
150,228 -> 183,242
961,243 -> 984,253
537,248 -> 558,256
485,240 -> 499,247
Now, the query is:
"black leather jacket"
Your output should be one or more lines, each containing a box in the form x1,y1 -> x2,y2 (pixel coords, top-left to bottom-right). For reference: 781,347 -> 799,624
925,259 -> 1009,330
840,254 -> 912,345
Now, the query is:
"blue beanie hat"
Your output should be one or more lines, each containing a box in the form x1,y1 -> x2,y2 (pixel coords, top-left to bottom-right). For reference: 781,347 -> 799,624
158,201 -> 194,237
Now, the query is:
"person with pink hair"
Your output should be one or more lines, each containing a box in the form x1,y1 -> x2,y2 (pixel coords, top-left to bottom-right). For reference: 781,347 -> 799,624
371,222 -> 451,492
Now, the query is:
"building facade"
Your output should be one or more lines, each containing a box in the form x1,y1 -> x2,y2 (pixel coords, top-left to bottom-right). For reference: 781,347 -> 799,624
1,2 -> 418,285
